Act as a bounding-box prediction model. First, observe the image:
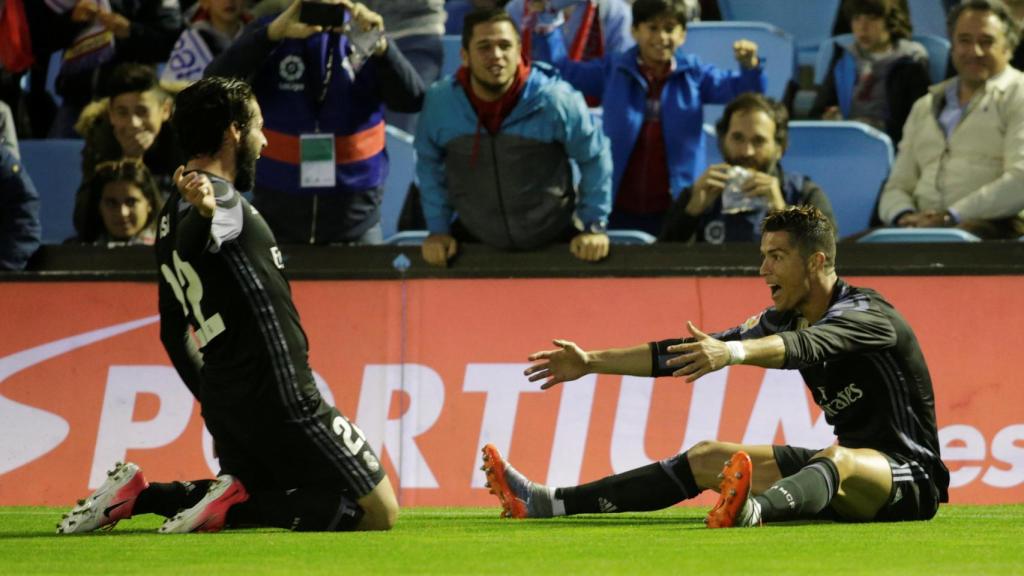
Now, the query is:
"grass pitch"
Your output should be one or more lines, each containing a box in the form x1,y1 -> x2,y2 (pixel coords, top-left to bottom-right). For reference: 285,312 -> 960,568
1,505 -> 1022,575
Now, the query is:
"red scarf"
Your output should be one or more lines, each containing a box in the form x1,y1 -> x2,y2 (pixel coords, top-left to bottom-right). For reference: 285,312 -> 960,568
456,60 -> 531,135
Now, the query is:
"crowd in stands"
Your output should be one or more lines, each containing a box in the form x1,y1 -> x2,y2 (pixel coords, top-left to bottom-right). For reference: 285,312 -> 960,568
1,0 -> 1023,271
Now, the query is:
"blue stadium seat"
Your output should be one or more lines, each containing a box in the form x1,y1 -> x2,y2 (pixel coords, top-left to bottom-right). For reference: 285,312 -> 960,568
705,120 -> 893,239
383,125 -> 416,240
814,33 -> 949,85
684,22 -> 796,126
857,228 -> 982,243
383,229 -> 656,245
607,230 -> 656,245
907,0 -> 949,39
441,35 -> 463,80
913,34 -> 951,84
717,0 -> 841,66
19,139 -> 84,244
383,230 -> 429,245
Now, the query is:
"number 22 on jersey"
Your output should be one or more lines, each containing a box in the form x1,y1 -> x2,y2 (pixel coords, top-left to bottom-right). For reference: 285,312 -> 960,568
161,250 -> 226,347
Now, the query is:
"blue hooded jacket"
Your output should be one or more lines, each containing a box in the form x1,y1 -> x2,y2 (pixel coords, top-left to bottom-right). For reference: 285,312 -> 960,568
415,62 -> 612,248
535,32 -> 766,199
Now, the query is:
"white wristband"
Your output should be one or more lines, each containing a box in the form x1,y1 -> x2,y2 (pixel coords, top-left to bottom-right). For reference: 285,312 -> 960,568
725,341 -> 746,366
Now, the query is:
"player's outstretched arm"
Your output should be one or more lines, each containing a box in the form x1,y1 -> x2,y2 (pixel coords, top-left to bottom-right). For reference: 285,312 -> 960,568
665,321 -> 785,382
525,339 -> 652,390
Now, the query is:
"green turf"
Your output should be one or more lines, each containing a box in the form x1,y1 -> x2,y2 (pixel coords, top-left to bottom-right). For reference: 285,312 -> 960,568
2,505 -> 1022,575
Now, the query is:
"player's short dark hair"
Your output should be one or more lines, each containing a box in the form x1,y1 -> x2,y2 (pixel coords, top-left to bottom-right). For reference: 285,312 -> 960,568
715,92 -> 789,150
462,8 -> 519,50
172,76 -> 256,160
842,0 -> 912,41
762,206 -> 837,269
948,0 -> 1020,52
632,0 -> 689,28
104,63 -> 167,100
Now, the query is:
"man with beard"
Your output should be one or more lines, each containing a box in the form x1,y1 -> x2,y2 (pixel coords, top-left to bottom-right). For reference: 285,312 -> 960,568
661,93 -> 836,243
57,77 -> 397,535
482,206 -> 949,529
415,7 -> 612,267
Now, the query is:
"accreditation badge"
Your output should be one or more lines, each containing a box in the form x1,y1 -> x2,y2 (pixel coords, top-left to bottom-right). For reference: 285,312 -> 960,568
300,133 -> 336,188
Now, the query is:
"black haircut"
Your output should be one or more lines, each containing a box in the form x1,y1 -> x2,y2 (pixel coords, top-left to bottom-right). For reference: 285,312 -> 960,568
762,206 -> 837,270
948,0 -> 1020,52
172,76 -> 256,160
632,0 -> 689,28
715,92 -> 789,150
462,8 -> 519,50
104,63 -> 166,100
842,0 -> 912,41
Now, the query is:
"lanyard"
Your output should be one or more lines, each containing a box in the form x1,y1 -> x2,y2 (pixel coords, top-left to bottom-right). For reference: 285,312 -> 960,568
317,33 -> 339,109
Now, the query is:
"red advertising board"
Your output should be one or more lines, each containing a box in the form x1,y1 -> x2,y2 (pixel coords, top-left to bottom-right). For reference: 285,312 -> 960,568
1,277 -> 1021,507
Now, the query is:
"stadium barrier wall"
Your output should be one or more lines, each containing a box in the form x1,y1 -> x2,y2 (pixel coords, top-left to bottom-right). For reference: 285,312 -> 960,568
1,276 -> 1022,507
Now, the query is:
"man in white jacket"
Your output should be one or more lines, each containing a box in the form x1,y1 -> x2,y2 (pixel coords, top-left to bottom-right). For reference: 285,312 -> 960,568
878,0 -> 1024,239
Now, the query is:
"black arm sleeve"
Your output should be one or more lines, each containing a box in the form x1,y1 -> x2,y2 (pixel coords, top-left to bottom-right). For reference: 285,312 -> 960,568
372,41 -> 425,113
205,21 -> 278,80
649,339 -> 688,377
175,206 -> 213,262
158,282 -> 203,400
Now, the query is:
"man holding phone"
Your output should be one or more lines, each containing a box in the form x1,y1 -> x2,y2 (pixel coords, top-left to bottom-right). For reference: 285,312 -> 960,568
206,0 -> 424,245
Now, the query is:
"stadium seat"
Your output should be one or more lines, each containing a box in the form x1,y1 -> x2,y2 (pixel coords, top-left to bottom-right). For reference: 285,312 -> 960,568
383,230 -> 429,245
441,35 -> 463,79
684,22 -> 796,126
857,228 -> 982,243
705,120 -> 894,239
716,0 -> 841,65
607,230 -> 656,244
383,229 -> 656,245
19,139 -> 84,244
383,125 -> 416,240
913,34 -> 951,84
814,33 -> 950,85
907,0 -> 949,39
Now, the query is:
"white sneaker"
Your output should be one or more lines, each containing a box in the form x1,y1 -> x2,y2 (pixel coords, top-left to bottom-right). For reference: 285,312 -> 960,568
158,475 -> 249,534
57,462 -> 149,534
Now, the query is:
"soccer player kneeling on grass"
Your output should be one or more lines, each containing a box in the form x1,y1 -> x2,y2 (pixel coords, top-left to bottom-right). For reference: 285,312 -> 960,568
482,206 -> 949,527
58,73 -> 397,535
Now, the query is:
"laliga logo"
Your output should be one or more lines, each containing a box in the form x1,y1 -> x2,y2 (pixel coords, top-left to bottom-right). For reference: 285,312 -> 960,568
0,316 -> 159,475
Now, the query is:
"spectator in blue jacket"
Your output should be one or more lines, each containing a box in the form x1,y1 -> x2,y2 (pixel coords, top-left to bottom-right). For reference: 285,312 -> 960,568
415,8 -> 612,266
0,145 -> 41,270
660,93 -> 836,243
531,0 -> 765,235
206,0 -> 425,245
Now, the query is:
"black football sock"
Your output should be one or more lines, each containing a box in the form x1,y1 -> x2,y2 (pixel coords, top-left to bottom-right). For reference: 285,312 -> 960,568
227,488 -> 364,532
554,453 -> 702,515
133,480 -> 213,518
753,458 -> 840,523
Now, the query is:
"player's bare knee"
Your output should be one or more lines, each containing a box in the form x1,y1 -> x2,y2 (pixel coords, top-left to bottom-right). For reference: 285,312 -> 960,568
812,446 -> 851,479
685,440 -> 731,487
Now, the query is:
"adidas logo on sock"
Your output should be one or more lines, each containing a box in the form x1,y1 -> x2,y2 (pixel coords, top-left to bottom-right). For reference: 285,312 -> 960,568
598,497 -> 618,513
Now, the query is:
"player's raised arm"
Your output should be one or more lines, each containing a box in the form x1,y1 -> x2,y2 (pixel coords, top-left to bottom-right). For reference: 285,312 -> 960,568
525,339 -> 653,390
664,321 -> 785,382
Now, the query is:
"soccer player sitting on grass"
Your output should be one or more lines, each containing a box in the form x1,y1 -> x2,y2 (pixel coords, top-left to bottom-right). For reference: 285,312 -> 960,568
57,76 -> 397,535
482,206 -> 950,527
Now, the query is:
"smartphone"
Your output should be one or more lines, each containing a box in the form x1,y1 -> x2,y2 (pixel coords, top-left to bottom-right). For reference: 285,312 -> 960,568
299,1 -> 346,27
